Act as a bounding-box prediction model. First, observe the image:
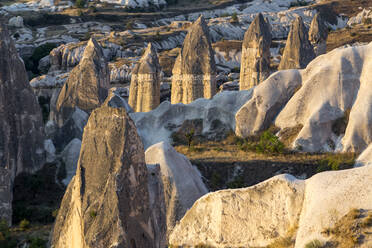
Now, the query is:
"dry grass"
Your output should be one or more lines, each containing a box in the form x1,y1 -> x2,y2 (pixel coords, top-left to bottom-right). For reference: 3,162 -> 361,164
266,225 -> 298,248
327,25 -> 372,52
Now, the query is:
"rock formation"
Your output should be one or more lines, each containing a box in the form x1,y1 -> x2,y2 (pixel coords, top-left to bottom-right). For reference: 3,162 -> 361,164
145,142 -> 208,239
169,164 -> 372,247
128,43 -> 161,112
278,16 -> 315,70
235,42 -> 372,153
0,23 -> 45,223
239,13 -> 272,90
55,38 -> 109,126
130,90 -> 252,149
169,174 -> 305,247
51,105 -> 159,248
171,16 -> 217,104
309,13 -> 328,56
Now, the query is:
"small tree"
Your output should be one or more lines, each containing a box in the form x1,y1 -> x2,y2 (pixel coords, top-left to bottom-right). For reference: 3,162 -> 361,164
185,129 -> 195,148
231,12 -> 239,23
75,0 -> 86,8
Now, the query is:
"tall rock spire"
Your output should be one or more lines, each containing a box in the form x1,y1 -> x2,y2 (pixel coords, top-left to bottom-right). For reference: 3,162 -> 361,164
55,38 -> 109,126
0,22 -> 45,223
278,16 -> 315,70
129,43 -> 161,112
239,13 -> 272,90
171,15 -> 217,104
309,13 -> 328,56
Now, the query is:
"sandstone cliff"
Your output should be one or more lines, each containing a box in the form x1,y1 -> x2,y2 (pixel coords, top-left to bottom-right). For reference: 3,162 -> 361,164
129,43 -> 161,112
239,13 -> 272,90
51,105 -> 159,248
0,23 -> 45,223
278,16 -> 315,70
171,16 -> 217,104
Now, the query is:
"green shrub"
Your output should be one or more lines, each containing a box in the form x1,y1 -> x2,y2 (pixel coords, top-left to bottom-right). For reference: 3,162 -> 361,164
185,129 -> 195,148
231,12 -> 238,23
289,0 -> 310,8
256,131 -> 285,154
25,43 -> 57,74
29,237 -> 47,248
75,0 -> 86,8
305,239 -> 324,248
226,176 -> 245,189
19,219 -> 30,230
90,210 -> 97,218
0,219 -> 17,248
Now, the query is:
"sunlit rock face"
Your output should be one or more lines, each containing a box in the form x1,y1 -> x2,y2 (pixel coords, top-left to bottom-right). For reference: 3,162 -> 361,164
51,106 -> 160,248
239,13 -> 272,91
278,16 -> 315,70
171,16 -> 217,104
129,43 -> 161,112
0,23 -> 45,224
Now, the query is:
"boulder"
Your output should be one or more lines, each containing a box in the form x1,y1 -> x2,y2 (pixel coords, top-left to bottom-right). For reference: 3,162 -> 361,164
8,16 -> 23,28
171,16 -> 217,104
129,43 -> 161,112
145,142 -> 208,239
309,13 -> 328,56
239,13 -> 272,90
0,23 -> 45,223
55,38 -> 109,126
169,174 -> 305,247
278,16 -> 315,70
51,105 -> 160,248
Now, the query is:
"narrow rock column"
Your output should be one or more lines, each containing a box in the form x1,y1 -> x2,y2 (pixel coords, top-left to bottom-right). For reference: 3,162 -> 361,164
171,16 -> 217,104
309,13 -> 328,56
129,43 -> 161,112
278,16 -> 315,70
239,13 -> 272,90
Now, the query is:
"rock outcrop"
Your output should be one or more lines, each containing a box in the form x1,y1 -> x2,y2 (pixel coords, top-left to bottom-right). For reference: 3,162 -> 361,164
278,16 -> 315,70
129,43 -> 161,112
51,105 -> 159,248
239,13 -> 272,90
169,174 -> 305,247
235,42 -> 372,153
55,38 -> 109,125
131,90 -> 252,149
0,23 -> 45,223
145,142 -> 208,239
171,16 -> 217,104
309,13 -> 328,56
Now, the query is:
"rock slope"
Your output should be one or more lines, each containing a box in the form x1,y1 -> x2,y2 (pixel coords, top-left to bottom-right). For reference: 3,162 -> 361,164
51,105 -> 159,248
0,23 -> 45,223
278,16 -> 315,70
171,16 -> 217,104
239,13 -> 272,90
145,142 -> 208,239
309,13 -> 328,56
236,42 -> 372,153
129,43 -> 161,112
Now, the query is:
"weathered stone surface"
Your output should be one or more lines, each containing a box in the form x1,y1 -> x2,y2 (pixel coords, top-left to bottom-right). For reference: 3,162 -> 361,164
129,43 -> 161,112
239,13 -> 272,90
51,106 -> 159,248
145,142 -> 208,240
0,23 -> 45,223
103,87 -> 133,113
171,16 -> 217,104
278,16 -> 315,70
169,174 -> 305,247
236,69 -> 302,137
309,13 -> 328,56
54,38 -> 109,127
60,138 -> 81,186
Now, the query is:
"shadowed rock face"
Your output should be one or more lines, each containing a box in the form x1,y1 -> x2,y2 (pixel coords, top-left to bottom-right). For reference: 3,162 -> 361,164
51,106 -> 158,248
171,16 -> 217,104
129,43 -> 161,112
278,16 -> 315,70
239,13 -> 272,90
309,13 -> 328,56
55,38 -> 109,127
0,23 -> 45,223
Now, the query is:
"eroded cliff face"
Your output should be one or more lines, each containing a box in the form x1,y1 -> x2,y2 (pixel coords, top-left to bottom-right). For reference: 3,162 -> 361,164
54,38 -> 109,127
129,43 -> 161,112
0,23 -> 45,224
239,13 -> 272,91
309,13 -> 328,56
171,16 -> 217,104
278,16 -> 315,70
51,106 -> 158,248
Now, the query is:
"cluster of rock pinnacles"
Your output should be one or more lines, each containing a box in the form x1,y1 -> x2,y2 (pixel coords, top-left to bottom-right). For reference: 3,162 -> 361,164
0,9 -> 328,247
